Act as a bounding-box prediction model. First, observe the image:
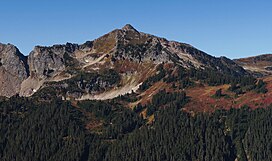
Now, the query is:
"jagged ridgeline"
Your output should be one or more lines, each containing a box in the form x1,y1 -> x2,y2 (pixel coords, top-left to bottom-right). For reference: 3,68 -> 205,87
235,54 -> 272,77
0,25 -> 271,161
0,24 -> 253,100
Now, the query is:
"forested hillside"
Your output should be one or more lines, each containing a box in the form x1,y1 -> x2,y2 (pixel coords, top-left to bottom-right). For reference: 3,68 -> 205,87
1,94 -> 272,161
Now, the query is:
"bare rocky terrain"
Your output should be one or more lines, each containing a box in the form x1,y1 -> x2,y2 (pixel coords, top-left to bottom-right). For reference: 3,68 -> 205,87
0,25 -> 251,99
235,54 -> 272,77
0,43 -> 29,97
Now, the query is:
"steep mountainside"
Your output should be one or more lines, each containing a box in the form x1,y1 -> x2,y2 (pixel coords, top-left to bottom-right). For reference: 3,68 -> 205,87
2,25 -> 248,98
235,54 -> 272,77
0,43 -> 29,97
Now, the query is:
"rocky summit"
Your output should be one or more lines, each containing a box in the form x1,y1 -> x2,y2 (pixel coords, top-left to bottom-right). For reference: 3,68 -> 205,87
0,25 -> 251,98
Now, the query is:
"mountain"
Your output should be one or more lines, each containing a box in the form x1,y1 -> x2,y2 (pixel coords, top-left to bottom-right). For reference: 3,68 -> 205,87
235,54 -> 272,77
1,24 -> 248,99
1,25 -> 272,161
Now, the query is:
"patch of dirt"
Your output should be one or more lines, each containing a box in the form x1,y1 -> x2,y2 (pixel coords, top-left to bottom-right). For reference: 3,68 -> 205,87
19,77 -> 44,97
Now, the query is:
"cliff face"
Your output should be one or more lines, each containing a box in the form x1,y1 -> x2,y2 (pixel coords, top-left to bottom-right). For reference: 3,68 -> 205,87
27,43 -> 80,79
0,43 -> 29,97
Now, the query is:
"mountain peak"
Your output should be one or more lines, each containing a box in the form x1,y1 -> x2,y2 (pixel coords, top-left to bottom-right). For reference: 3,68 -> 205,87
0,43 -> 29,97
121,24 -> 138,32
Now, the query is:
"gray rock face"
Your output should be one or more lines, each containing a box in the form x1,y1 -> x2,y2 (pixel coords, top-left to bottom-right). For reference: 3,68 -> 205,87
111,25 -> 248,76
114,28 -> 168,63
0,43 -> 29,97
28,43 -> 79,78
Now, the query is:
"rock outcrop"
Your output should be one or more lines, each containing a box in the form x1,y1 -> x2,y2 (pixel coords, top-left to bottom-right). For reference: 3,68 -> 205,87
0,43 -> 29,97
235,54 -> 272,77
20,43 -> 83,96
28,43 -> 84,78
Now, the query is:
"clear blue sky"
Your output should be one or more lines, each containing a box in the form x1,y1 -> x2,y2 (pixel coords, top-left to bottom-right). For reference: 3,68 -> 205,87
0,0 -> 271,58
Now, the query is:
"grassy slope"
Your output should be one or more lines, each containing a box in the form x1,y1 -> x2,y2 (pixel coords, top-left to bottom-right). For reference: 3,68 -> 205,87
183,76 -> 272,113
